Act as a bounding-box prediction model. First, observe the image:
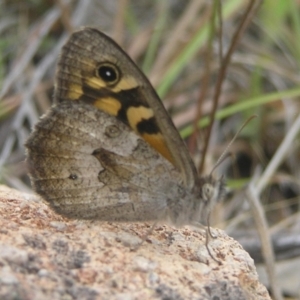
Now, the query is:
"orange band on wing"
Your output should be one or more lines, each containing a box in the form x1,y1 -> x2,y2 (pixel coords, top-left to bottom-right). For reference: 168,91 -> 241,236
142,132 -> 174,165
94,97 -> 121,116
127,106 -> 153,130
66,83 -> 83,100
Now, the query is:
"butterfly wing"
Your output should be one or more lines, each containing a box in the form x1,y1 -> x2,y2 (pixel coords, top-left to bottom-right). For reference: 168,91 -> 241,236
26,102 -> 185,222
54,28 -> 197,189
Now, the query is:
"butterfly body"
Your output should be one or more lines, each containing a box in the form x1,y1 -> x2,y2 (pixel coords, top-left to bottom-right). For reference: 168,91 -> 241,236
26,28 -> 224,228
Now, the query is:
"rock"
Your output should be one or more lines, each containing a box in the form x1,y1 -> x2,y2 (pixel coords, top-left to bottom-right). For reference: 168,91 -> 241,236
0,185 -> 271,300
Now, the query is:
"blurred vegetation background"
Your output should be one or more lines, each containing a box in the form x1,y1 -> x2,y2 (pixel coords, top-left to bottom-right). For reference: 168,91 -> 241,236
1,0 -> 300,299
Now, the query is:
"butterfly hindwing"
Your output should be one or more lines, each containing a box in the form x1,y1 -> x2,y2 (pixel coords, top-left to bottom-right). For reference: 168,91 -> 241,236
26,102 -> 185,222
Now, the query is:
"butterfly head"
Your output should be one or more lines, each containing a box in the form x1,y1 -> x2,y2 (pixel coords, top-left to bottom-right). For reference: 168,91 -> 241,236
194,175 -> 226,225
201,176 -> 225,202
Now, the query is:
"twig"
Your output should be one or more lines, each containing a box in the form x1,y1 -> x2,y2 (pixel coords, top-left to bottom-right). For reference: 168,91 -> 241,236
200,0 -> 260,173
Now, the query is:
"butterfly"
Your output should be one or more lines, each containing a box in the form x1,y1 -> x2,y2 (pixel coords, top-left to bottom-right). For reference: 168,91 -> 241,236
25,27 -> 225,229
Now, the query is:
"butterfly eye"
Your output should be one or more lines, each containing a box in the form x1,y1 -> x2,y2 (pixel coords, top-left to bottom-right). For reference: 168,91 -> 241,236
202,183 -> 214,202
96,63 -> 120,85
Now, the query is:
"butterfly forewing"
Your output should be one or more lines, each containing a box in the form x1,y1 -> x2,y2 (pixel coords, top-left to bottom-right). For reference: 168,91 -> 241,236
55,28 -> 198,188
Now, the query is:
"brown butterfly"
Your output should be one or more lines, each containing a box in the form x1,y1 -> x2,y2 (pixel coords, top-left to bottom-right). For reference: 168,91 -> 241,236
25,27 -> 225,229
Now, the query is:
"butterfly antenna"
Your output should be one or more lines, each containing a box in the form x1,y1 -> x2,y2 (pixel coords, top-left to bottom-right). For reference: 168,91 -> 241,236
210,115 -> 257,176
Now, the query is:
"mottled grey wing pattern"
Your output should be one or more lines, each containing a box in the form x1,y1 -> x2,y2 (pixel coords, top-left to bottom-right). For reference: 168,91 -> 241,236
26,101 -> 184,222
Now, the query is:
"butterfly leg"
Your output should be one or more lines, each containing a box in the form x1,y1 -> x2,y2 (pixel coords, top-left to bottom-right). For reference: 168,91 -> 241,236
192,221 -> 221,265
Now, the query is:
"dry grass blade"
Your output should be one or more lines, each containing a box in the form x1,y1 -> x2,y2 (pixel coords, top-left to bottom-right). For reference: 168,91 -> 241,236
149,0 -> 207,84
188,1 -> 216,156
112,0 -> 128,43
56,0 -> 73,33
245,109 -> 300,300
0,7 -> 61,98
246,178 -> 283,300
256,114 -> 300,195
